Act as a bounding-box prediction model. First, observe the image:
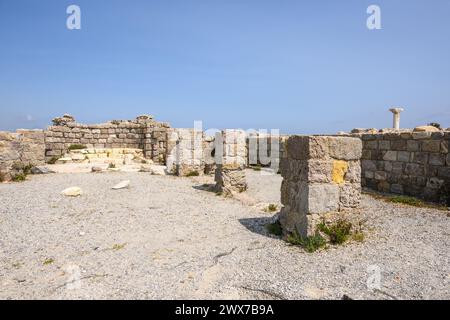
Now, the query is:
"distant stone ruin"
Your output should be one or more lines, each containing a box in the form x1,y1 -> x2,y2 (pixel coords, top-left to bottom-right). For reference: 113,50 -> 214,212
0,113 -> 449,208
45,114 -> 170,164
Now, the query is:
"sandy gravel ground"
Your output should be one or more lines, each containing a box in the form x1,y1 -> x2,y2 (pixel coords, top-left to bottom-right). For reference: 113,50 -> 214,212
0,169 -> 449,300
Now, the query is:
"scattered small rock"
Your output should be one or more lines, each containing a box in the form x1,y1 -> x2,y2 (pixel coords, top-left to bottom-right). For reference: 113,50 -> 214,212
151,166 -> 167,175
30,166 -> 54,175
139,165 -> 152,173
91,166 -> 102,173
112,180 -> 130,190
61,187 -> 82,197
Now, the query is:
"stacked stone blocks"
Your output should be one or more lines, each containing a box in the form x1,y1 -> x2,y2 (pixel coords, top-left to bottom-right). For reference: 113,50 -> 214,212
279,136 -> 362,237
361,131 -> 450,203
44,115 -> 170,164
0,130 -> 45,181
215,130 -> 248,196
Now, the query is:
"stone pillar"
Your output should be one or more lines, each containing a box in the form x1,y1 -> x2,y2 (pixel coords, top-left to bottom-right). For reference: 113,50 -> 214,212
214,130 -> 248,196
389,108 -> 404,130
279,136 -> 362,237
166,128 -> 205,176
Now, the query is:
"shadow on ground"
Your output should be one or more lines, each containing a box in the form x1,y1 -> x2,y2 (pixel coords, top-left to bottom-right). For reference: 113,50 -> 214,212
239,214 -> 280,239
192,183 -> 216,193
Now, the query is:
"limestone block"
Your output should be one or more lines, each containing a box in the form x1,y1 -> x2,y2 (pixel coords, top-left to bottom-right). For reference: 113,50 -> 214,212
429,153 -> 446,166
422,140 -> 441,153
307,183 -> 340,214
383,150 -> 397,161
339,183 -> 361,209
397,151 -> 411,162
406,140 -> 420,152
328,137 -> 362,160
364,140 -> 378,150
391,140 -> 407,151
214,164 -> 247,196
361,159 -> 377,171
379,140 -> 390,150
308,160 -> 333,183
412,152 -> 429,164
286,136 -> 328,160
440,141 -> 448,154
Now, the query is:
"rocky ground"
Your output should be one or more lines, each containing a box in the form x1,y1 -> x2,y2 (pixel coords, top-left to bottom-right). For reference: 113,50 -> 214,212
0,169 -> 449,300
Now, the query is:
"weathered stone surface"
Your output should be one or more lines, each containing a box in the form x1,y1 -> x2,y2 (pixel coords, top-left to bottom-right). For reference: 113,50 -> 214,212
397,151 -> 411,162
286,136 -> 328,160
422,140 -> 441,153
308,160 -> 333,183
0,130 -> 45,180
307,184 -> 340,214
429,153 -> 446,166
406,140 -> 420,152
379,140 -> 390,150
383,151 -> 397,161
327,137 -> 362,160
345,161 -> 361,183
339,183 -> 361,209
280,135 -> 362,237
215,164 -> 247,196
360,131 -> 449,203
331,160 -> 348,184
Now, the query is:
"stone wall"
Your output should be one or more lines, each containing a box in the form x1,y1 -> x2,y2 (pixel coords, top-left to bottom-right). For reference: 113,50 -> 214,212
44,114 -> 170,164
359,130 -> 450,204
0,130 -> 45,181
279,136 -> 362,237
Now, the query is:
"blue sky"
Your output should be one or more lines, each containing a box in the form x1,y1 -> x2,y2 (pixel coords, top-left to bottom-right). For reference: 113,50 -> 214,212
0,0 -> 449,134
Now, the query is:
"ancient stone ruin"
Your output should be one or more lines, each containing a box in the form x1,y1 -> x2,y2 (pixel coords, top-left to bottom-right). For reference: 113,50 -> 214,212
279,136 -> 362,237
45,114 -> 170,164
1,112 -> 449,211
214,130 -> 248,196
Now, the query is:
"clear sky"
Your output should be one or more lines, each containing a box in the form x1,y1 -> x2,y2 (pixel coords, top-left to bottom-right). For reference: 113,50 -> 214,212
0,0 -> 449,134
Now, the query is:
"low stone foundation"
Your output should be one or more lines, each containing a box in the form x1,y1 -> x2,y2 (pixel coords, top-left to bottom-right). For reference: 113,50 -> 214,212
45,114 -> 170,164
57,148 -> 147,165
279,135 -> 362,237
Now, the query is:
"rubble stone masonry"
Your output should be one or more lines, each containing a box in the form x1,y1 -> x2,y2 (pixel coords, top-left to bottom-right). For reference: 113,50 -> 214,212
359,131 -> 450,204
0,130 -> 45,181
44,115 -> 170,163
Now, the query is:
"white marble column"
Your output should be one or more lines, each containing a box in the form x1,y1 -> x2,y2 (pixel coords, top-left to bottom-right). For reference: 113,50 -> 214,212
389,108 -> 404,130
